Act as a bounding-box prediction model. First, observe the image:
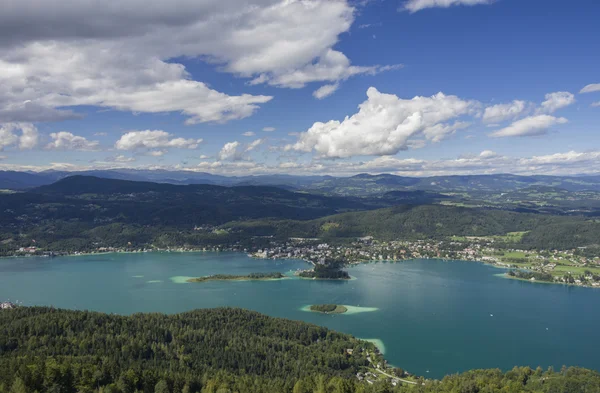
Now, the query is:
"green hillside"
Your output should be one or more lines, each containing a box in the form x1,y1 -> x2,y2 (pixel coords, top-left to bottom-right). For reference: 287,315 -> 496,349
1,307 -> 599,393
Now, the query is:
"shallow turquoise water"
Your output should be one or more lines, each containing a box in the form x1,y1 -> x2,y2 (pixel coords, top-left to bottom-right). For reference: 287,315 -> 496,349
1,251 -> 599,378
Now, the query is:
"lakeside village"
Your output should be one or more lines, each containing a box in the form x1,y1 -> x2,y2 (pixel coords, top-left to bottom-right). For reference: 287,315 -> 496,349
11,235 -> 600,288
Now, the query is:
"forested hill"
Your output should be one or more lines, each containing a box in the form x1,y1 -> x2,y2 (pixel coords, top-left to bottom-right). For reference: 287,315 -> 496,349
224,205 -> 600,250
1,176 -> 599,254
1,175 -> 368,225
1,307 -> 600,393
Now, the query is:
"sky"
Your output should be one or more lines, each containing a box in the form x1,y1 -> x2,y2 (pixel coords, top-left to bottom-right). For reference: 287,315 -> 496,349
0,0 -> 599,177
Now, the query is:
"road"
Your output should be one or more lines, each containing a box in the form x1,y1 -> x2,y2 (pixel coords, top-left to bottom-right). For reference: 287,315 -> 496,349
365,354 -> 420,385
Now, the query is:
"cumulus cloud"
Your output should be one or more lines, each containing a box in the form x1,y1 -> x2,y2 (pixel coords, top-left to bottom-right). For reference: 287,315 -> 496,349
242,131 -> 256,137
218,141 -> 243,161
287,87 -> 478,158
490,115 -> 568,138
401,0 -> 493,13
423,121 -> 470,142
115,130 -> 202,150
0,0 -> 394,121
592,102 -> 600,107
46,132 -> 100,151
0,123 -> 38,150
482,100 -> 528,123
0,43 -> 272,125
218,138 -> 265,161
580,83 -> 600,94
539,91 -> 575,113
479,150 -> 499,159
263,127 -> 276,132
313,83 -> 340,100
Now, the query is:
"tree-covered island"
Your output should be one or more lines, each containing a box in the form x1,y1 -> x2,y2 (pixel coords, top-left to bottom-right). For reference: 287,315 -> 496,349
186,272 -> 285,283
298,260 -> 351,280
309,304 -> 348,314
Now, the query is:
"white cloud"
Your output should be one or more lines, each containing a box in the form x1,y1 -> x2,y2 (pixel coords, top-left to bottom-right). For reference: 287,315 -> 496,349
251,49 -> 401,90
479,150 -> 498,159
148,150 -> 166,157
93,132 -> 108,137
263,127 -> 276,132
423,121 -> 470,142
5,148 -> 600,178
242,131 -> 256,137
0,155 -> 6,161
287,87 -> 478,158
539,91 -> 575,113
592,102 -> 600,107
580,83 -> 600,94
115,130 -> 202,150
520,151 -> 600,167
218,141 -> 243,161
46,131 -> 100,151
106,155 -> 136,163
218,138 -> 265,161
490,115 -> 568,138
0,0 -> 395,121
0,42 -> 272,125
246,138 -> 265,152
482,100 -> 528,123
402,0 -> 493,13
313,83 -> 340,100
0,123 -> 38,150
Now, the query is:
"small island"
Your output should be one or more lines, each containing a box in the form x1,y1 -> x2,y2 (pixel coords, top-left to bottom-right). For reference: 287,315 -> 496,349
186,272 -> 285,283
309,304 -> 348,314
298,262 -> 351,280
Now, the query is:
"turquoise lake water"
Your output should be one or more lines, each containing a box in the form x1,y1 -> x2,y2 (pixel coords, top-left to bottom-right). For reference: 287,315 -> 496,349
1,251 -> 599,378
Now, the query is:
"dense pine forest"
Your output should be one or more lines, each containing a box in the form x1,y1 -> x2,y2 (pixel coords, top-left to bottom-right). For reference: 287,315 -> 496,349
1,307 -> 600,393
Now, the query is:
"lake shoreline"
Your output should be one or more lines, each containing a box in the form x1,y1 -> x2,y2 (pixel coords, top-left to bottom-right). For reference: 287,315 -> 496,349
4,249 -> 599,289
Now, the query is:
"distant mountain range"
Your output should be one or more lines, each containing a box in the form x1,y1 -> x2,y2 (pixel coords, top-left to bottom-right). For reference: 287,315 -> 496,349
2,169 -> 600,194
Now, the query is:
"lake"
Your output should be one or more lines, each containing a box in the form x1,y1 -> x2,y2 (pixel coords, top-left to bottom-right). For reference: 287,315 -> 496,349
1,251 -> 599,378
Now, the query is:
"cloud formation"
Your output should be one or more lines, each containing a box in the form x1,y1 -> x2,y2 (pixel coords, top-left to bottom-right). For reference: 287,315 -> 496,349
539,91 -> 575,113
115,130 -> 202,150
218,141 -> 243,161
218,138 -> 265,161
482,100 -> 528,123
490,115 -> 568,138
0,0 -> 393,124
402,0 -> 493,13
0,123 -> 38,150
580,83 -> 600,94
46,132 -> 100,151
313,83 -> 340,100
287,87 -> 477,158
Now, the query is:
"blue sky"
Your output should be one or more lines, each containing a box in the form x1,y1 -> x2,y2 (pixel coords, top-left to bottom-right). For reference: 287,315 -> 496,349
0,0 -> 599,176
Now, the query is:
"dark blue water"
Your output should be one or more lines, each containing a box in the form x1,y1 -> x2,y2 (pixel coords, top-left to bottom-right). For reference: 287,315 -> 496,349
1,252 -> 598,378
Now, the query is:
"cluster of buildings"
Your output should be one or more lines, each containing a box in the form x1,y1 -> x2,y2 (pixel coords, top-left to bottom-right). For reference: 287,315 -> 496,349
247,236 -> 600,287
1,301 -> 16,309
